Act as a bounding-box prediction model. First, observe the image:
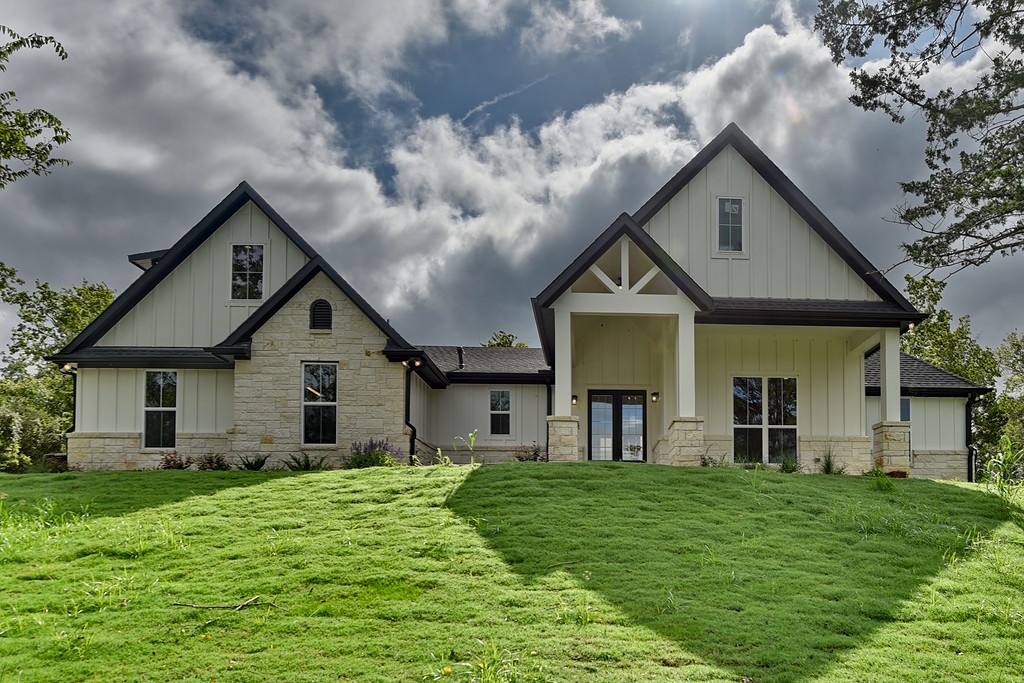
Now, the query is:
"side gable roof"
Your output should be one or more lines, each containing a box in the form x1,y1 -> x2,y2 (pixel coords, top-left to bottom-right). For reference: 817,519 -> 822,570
534,212 -> 714,310
864,349 -> 992,397
56,181 -> 319,356
632,122 -> 917,313
419,345 -> 552,384
213,256 -> 414,350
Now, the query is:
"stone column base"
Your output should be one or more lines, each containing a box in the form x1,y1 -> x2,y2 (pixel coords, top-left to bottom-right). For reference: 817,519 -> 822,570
547,416 -> 581,462
652,416 -> 705,466
871,421 -> 911,473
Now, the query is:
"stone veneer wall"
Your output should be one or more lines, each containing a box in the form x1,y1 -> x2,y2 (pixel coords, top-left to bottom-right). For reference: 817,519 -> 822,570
910,450 -> 968,480
799,435 -> 873,474
230,272 -> 407,469
652,417 -> 706,466
871,421 -> 911,474
547,416 -> 580,461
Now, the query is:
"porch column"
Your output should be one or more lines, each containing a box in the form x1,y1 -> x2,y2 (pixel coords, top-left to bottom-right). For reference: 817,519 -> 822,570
676,308 -> 696,416
879,327 -> 900,422
553,305 -> 572,415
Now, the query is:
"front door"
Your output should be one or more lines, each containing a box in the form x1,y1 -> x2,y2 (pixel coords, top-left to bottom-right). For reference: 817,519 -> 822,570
588,390 -> 646,461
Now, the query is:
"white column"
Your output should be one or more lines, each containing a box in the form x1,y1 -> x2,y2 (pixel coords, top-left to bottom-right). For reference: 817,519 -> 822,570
880,327 -> 901,422
554,305 -> 573,415
676,309 -> 696,416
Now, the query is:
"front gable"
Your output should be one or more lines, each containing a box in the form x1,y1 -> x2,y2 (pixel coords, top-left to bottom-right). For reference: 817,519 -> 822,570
634,123 -> 915,308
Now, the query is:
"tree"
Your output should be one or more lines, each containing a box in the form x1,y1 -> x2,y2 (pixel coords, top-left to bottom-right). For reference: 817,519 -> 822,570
900,275 -> 1003,455
0,264 -> 113,470
482,330 -> 529,348
0,24 -> 71,189
816,2 -> 1024,273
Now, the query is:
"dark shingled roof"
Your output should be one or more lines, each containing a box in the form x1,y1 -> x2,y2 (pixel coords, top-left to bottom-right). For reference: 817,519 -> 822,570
699,298 -> 922,326
864,350 -> 991,397
419,346 -> 552,384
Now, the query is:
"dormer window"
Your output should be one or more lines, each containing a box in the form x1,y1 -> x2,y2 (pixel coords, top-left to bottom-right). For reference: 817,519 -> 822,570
310,299 -> 332,330
716,197 -> 744,254
231,244 -> 264,300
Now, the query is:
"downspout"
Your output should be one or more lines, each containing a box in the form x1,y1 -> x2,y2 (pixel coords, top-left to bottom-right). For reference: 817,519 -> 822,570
545,379 -> 552,457
965,392 -> 977,483
58,364 -> 78,437
404,363 -> 417,463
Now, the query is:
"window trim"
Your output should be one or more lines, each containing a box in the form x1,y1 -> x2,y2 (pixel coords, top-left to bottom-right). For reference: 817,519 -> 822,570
712,195 -> 748,259
229,243 -> 267,302
142,370 -> 177,449
489,388 -> 511,437
301,362 -> 339,446
731,375 -> 798,465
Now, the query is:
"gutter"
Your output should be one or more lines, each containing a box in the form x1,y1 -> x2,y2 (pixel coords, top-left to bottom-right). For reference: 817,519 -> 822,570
966,392 -> 977,483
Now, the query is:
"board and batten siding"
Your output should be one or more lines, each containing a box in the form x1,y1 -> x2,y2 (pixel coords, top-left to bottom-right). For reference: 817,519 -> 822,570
409,372 -> 433,447
76,368 -> 234,434
865,396 -> 966,451
695,327 -> 865,438
425,384 -> 547,450
642,144 -> 880,301
96,202 -> 309,348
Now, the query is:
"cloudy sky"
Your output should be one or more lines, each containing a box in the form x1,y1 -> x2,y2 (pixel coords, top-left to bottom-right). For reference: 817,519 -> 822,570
1,0 -> 1018,351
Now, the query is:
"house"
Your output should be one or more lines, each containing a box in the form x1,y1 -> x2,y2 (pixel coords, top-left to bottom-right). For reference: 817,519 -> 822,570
49,123 -> 989,479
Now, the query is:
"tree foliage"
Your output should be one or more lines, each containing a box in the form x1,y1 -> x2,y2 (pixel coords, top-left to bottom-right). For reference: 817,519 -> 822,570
816,1 -> 1024,273
482,330 -> 529,348
0,25 -> 71,189
0,264 -> 113,470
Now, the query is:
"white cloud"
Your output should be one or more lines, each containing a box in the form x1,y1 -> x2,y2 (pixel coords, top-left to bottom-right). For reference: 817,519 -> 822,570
520,0 -> 640,57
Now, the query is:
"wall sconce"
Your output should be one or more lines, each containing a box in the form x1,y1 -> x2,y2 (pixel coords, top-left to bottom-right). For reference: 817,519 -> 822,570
651,392 -> 660,403
571,395 -> 578,406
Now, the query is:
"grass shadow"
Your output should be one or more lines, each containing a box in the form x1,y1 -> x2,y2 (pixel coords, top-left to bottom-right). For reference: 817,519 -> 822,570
0,469 -> 301,520
446,462 -> 1009,682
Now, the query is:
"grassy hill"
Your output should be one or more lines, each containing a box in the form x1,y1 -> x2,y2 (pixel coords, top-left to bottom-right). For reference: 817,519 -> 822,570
1,463 -> 1022,682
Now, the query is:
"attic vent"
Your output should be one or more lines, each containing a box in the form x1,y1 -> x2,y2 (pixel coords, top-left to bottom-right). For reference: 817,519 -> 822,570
309,299 -> 332,330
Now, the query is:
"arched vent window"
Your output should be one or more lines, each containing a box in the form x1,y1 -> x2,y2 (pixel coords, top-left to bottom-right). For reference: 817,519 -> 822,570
310,299 -> 332,330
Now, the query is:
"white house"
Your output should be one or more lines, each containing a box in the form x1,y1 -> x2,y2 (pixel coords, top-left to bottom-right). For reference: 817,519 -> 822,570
50,123 -> 989,478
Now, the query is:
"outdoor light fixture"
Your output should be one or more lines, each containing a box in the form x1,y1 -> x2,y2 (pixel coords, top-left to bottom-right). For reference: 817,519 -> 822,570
651,392 -> 660,403
908,322 -> 916,331
615,277 -> 623,289
571,395 -> 578,406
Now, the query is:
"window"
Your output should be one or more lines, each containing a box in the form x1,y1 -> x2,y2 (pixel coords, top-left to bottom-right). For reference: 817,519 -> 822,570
900,397 -> 911,422
490,389 -> 510,435
144,371 -> 176,448
309,299 -> 332,330
302,363 -> 337,445
733,376 -> 797,464
231,244 -> 264,300
717,197 -> 744,253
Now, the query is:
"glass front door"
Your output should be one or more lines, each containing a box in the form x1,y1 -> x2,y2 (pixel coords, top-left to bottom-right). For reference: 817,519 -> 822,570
589,390 -> 646,461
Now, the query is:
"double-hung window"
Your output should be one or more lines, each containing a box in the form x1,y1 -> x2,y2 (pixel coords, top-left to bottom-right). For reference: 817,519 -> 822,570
302,363 -> 338,445
733,376 -> 797,464
716,197 -> 744,254
144,371 -> 177,448
490,389 -> 510,436
231,244 -> 265,300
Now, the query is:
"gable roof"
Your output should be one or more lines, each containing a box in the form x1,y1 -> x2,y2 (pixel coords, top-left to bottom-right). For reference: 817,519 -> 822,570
213,256 -> 414,350
864,350 -> 991,397
56,181 -> 320,356
632,122 -> 916,313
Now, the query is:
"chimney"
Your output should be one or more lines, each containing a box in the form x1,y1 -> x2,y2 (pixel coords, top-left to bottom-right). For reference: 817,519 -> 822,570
457,346 -> 465,370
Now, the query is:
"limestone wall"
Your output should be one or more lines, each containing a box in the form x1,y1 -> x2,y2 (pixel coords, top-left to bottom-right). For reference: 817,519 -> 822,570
911,450 -> 968,481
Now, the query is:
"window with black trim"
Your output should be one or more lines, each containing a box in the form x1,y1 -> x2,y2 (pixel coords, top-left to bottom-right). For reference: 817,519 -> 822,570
490,389 -> 510,435
310,299 -> 332,330
733,376 -> 797,464
717,197 -> 744,253
231,244 -> 264,300
303,363 -> 338,445
900,397 -> 911,422
144,371 -> 176,448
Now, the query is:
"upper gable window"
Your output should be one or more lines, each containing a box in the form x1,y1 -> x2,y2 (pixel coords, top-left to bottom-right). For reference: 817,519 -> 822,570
716,197 -> 745,255
310,299 -> 332,330
231,244 -> 264,300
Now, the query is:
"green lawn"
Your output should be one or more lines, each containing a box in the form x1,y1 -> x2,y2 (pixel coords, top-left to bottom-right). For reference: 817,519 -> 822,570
1,464 -> 1022,682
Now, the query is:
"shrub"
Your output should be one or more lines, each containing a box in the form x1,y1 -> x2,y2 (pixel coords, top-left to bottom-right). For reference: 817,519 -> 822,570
0,405 -> 30,473
194,453 -> 231,471
347,438 -> 401,469
982,435 -> 1024,505
512,442 -> 545,462
865,467 -> 896,492
237,454 -> 270,471
779,456 -> 799,473
285,453 -> 329,471
157,452 -> 193,470
819,448 -> 846,475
